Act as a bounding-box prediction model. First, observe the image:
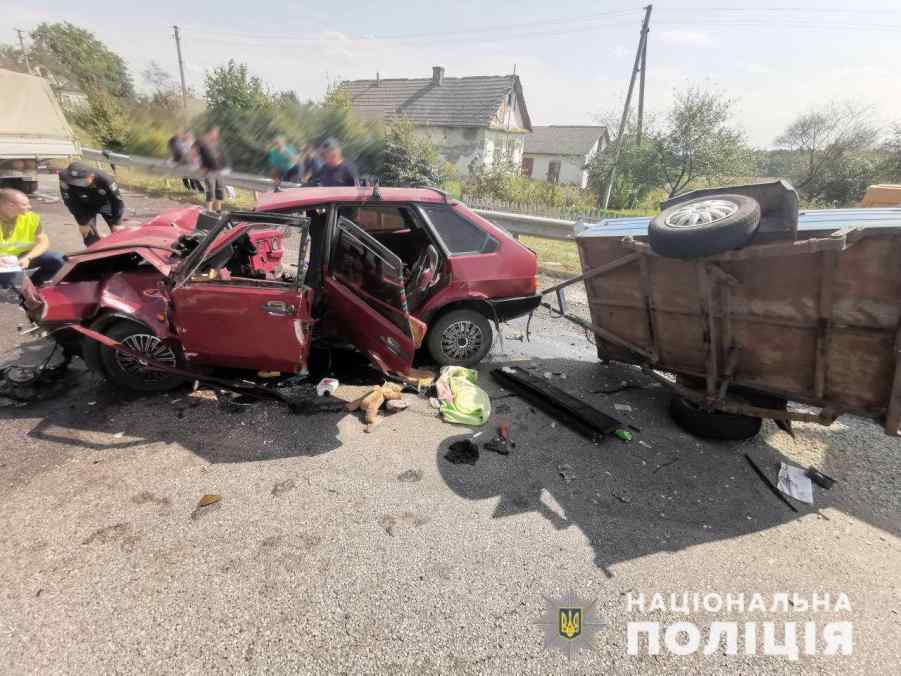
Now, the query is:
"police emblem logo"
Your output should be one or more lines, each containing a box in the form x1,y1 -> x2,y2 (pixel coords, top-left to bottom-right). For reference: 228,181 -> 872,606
558,607 -> 582,640
535,590 -> 605,659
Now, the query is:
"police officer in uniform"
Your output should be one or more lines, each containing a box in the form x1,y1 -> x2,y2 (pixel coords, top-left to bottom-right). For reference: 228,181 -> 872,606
59,162 -> 126,246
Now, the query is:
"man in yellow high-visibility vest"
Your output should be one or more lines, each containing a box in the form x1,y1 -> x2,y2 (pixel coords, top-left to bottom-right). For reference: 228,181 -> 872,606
0,188 -> 64,287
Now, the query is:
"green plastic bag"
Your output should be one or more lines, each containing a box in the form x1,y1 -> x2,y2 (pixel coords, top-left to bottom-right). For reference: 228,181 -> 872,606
436,366 -> 492,426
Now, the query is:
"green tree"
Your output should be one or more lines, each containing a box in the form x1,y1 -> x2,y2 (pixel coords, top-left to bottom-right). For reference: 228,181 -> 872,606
378,118 -> 444,187
31,22 -> 134,98
774,102 -> 880,205
878,122 -> 901,182
204,60 -> 269,113
655,86 -> 751,197
588,87 -> 750,208
69,87 -> 133,150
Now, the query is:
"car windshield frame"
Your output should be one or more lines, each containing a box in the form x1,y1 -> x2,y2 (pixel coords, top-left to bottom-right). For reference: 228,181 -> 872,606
171,210 -> 309,289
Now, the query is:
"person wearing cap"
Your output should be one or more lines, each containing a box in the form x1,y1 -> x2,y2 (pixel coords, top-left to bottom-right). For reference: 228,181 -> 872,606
317,138 -> 359,187
59,162 -> 126,246
0,188 -> 64,287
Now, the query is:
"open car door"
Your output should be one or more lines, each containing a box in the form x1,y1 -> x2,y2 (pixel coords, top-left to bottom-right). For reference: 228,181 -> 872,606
169,212 -> 314,373
323,216 -> 426,375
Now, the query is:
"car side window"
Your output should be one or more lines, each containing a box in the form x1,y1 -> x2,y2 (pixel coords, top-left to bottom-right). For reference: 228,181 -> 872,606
421,206 -> 496,254
338,206 -> 411,233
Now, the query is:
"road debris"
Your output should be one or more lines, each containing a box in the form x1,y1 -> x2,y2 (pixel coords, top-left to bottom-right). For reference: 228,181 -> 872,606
806,466 -> 836,489
399,367 -> 437,391
491,366 -> 622,442
346,382 -> 406,428
435,366 -> 491,426
316,378 -> 339,397
385,399 -> 408,412
397,469 -> 423,482
191,494 -> 222,520
777,463 -> 814,504
558,463 -> 576,483
444,440 -> 479,465
614,429 -> 633,442
744,454 -> 799,513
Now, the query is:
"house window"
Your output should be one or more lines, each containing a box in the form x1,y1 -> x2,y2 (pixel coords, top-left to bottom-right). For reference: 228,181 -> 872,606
547,160 -> 561,184
521,157 -> 534,178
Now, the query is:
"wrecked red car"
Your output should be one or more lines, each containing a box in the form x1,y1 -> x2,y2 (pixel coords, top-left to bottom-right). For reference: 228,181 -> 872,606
25,187 -> 539,392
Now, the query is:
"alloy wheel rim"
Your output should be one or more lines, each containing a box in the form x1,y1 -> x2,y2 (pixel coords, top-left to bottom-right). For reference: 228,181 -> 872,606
665,199 -> 738,227
441,320 -> 484,361
115,334 -> 177,381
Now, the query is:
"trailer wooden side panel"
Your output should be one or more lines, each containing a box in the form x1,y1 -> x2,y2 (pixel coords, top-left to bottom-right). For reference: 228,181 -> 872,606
575,211 -> 901,426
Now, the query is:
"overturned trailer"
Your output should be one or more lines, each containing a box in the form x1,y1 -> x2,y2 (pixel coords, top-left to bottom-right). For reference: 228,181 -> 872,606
549,181 -> 901,438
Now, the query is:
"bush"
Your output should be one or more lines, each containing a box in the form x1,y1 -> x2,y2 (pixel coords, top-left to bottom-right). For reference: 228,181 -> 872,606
464,160 -> 598,211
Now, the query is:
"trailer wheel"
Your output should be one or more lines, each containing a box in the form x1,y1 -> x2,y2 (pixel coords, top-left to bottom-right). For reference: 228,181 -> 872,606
669,395 -> 762,440
98,321 -> 186,393
649,194 -> 761,258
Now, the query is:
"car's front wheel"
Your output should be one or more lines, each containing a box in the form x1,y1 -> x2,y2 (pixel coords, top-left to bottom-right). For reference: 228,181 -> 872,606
98,321 -> 186,393
427,309 -> 493,367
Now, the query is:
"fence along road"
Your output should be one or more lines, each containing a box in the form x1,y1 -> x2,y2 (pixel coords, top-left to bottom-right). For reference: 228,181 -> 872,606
81,148 -> 582,241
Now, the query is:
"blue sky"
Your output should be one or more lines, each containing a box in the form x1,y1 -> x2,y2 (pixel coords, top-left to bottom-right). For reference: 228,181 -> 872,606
5,0 -> 900,146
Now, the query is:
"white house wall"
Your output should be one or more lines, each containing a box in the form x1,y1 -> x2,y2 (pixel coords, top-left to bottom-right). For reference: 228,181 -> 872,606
524,154 -> 590,188
416,125 -> 527,176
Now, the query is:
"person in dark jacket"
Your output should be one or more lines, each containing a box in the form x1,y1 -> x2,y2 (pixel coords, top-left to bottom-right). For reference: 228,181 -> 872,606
317,138 -> 358,187
59,162 -> 126,246
193,127 -> 229,211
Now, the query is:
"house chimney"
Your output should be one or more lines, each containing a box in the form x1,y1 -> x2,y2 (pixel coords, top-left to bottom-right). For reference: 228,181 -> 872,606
376,71 -> 380,87
432,66 -> 445,86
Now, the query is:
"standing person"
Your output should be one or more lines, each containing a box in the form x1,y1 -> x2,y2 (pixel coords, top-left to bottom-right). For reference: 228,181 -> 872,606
168,130 -> 204,193
317,138 -> 359,187
301,143 -> 323,185
194,127 -> 229,212
267,136 -> 301,191
0,188 -> 64,287
59,162 -> 126,246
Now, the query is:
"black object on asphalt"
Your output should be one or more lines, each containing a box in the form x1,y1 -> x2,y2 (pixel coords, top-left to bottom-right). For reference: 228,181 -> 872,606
444,440 -> 479,465
491,366 -> 622,442
806,466 -> 836,490
483,438 -> 510,456
744,453 -> 799,513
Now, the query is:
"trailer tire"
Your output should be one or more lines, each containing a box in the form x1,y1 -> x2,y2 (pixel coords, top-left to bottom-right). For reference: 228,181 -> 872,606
669,395 -> 762,440
649,194 -> 761,258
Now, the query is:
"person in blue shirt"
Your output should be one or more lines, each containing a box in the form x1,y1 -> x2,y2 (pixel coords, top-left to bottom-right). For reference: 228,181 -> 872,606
267,136 -> 301,191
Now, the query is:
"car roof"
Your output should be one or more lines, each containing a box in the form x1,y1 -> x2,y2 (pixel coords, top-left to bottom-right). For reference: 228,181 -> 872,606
255,186 -> 453,211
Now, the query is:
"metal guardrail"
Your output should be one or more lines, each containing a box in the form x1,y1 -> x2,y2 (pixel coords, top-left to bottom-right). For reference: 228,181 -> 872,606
82,148 -> 582,241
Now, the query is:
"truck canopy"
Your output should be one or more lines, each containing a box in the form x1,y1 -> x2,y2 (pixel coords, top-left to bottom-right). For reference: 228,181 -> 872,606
0,68 -> 80,158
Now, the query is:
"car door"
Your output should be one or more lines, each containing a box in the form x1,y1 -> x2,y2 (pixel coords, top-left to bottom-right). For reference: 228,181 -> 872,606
168,219 -> 312,373
171,282 -> 312,373
323,215 -> 426,375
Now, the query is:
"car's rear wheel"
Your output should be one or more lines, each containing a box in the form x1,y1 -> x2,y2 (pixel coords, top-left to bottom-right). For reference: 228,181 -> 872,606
427,309 -> 493,367
98,321 -> 186,393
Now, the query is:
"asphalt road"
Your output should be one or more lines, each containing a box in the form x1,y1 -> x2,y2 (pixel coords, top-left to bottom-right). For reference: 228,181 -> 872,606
0,175 -> 898,674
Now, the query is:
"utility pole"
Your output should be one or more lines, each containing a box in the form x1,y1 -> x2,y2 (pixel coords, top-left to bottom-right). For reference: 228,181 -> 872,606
603,4 -> 653,210
15,29 -> 32,74
173,25 -> 188,114
636,14 -> 650,144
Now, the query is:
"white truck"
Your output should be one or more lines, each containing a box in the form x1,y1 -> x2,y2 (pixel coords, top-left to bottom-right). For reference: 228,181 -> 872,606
0,68 -> 80,194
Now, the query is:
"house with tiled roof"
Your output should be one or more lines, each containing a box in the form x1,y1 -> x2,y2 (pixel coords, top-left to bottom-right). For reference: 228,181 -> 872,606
338,66 -> 532,176
522,125 -> 609,188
